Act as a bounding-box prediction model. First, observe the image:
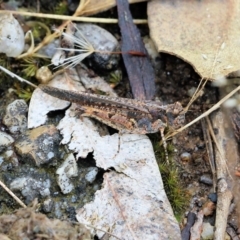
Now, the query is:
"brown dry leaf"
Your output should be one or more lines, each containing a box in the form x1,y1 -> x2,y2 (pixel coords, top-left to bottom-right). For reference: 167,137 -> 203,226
78,0 -> 147,16
148,0 -> 240,79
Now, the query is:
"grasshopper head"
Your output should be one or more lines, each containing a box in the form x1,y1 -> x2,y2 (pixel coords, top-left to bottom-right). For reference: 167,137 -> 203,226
166,102 -> 185,129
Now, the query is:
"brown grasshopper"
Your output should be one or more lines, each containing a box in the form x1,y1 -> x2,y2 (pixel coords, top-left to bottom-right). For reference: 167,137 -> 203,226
39,85 -> 185,160
39,85 -> 185,136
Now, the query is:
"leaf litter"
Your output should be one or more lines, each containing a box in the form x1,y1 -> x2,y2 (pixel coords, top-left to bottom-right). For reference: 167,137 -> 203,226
28,67 -> 182,238
2,1 -> 240,239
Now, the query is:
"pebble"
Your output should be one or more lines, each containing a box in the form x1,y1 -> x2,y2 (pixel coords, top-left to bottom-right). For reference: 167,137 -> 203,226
42,198 -> 54,213
180,152 -> 191,162
0,131 -> 14,152
201,222 -> 214,240
56,154 -> 78,194
10,176 -> 51,204
85,167 -> 98,183
76,23 -> 120,70
0,13 -> 24,57
199,174 -> 213,186
3,99 -> 28,134
36,66 -> 52,84
208,192 -> 217,203
14,125 -> 60,166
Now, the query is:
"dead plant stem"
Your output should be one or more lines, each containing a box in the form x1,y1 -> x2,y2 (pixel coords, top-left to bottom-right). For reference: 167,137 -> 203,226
0,10 -> 147,24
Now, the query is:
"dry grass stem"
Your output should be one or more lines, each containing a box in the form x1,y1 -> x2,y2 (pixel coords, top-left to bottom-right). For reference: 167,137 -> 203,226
201,118 -> 216,189
167,85 -> 240,140
0,10 -> 147,24
206,116 -> 232,179
185,42 -> 224,111
185,77 -> 208,111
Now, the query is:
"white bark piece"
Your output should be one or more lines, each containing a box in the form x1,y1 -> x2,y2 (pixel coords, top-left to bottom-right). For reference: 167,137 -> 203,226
57,104 -> 102,159
28,68 -> 84,128
76,133 -> 181,239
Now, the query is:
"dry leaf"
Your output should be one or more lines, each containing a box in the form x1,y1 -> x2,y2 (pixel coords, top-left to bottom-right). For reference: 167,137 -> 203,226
148,0 -> 240,79
77,0 -> 147,16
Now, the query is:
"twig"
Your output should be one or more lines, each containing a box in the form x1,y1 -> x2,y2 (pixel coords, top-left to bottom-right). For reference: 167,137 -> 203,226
210,110 -> 234,240
201,118 -> 216,190
0,10 -> 147,24
206,116 -> 232,180
0,180 -> 27,208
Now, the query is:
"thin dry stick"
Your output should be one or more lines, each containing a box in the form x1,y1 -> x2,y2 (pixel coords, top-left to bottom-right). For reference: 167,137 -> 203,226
206,116 -> 232,179
0,10 -> 147,24
201,118 -> 216,190
166,85 -> 240,140
185,78 -> 207,111
0,180 -> 27,208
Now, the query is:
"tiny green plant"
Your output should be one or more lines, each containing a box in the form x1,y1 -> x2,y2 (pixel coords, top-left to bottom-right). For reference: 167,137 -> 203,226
152,137 -> 189,219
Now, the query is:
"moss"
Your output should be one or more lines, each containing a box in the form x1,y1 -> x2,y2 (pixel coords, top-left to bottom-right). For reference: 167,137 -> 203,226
151,134 -> 189,220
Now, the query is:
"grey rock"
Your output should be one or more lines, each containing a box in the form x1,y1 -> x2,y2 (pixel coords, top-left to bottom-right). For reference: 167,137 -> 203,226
3,99 -> 28,134
76,23 -> 120,70
10,176 -> 51,204
14,125 -> 61,166
0,131 -> 14,152
85,167 -> 98,183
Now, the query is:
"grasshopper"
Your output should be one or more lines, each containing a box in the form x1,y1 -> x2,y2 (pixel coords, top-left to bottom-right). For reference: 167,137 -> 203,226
39,85 -> 185,160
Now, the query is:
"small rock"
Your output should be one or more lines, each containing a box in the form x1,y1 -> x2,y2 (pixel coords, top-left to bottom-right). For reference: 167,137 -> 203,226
85,167 -> 98,183
180,152 -> 191,162
42,198 -> 54,213
56,154 -> 78,194
10,176 -> 51,204
1,149 -> 19,169
0,131 -> 14,152
208,192 -> 217,203
14,125 -> 60,166
201,222 -> 214,240
3,99 -> 28,134
76,23 -> 120,70
199,174 -> 213,186
38,39 -> 60,58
